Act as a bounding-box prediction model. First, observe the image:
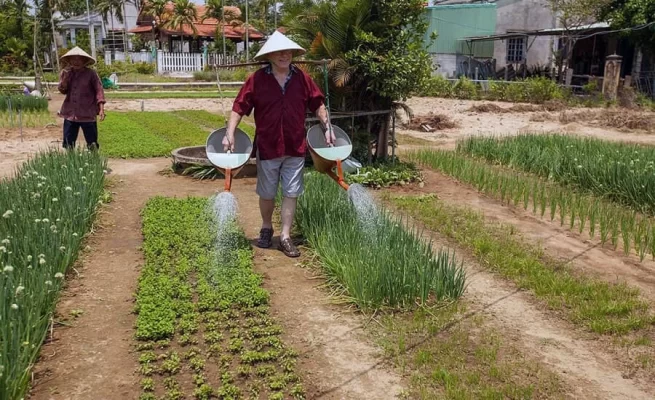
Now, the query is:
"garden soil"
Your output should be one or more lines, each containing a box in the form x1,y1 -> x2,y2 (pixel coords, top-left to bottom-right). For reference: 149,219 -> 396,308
25,157 -> 404,400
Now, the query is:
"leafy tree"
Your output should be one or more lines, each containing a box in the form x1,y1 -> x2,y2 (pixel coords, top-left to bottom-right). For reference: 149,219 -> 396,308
57,0 -> 94,17
548,0 -> 611,83
600,0 -> 655,51
284,0 -> 433,159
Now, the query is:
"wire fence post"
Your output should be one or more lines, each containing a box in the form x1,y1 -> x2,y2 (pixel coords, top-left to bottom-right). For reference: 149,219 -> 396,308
8,98 -> 13,128
19,107 -> 23,143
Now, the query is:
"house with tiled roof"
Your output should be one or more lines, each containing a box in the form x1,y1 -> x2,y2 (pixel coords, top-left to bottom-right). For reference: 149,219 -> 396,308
129,2 -> 264,53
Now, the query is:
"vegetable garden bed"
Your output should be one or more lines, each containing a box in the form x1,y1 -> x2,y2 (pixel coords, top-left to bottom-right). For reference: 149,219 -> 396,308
0,149 -> 108,400
135,197 -> 304,400
407,147 -> 655,261
295,173 -> 466,309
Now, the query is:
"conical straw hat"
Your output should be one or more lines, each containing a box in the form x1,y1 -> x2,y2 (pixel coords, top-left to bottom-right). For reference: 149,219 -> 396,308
60,46 -> 96,66
254,31 -> 305,61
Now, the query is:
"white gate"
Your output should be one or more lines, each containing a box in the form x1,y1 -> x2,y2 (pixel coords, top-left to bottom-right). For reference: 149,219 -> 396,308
157,52 -> 203,73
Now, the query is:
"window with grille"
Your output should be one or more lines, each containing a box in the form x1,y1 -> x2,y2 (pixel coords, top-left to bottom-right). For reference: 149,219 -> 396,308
506,38 -> 525,63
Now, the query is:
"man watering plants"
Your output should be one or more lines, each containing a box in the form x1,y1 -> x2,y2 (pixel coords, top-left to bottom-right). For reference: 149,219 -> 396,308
57,46 -> 106,150
224,31 -> 335,258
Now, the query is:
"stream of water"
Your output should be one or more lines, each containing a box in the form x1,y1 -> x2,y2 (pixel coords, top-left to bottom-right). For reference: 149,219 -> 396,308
347,183 -> 379,236
209,191 -> 239,268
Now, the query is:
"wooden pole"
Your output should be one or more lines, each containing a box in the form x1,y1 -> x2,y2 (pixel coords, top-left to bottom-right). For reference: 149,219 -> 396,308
209,59 -> 332,69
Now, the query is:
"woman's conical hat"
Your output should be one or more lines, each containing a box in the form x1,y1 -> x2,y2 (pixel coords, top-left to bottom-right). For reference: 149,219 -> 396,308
60,46 -> 96,66
254,31 -> 305,61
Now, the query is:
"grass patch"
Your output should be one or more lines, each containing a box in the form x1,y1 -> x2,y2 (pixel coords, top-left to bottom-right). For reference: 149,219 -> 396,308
136,196 -> 304,399
374,304 -> 566,399
99,111 -> 255,158
295,173 -> 466,308
0,110 -> 55,128
99,113 -> 172,158
106,91 -> 239,100
396,133 -> 434,146
172,110 -> 255,139
0,149 -> 107,400
389,193 -> 655,335
126,112 -> 209,147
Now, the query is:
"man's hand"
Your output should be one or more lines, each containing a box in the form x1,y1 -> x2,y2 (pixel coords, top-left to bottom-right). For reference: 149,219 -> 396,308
98,105 -> 106,122
223,131 -> 235,152
324,124 -> 336,146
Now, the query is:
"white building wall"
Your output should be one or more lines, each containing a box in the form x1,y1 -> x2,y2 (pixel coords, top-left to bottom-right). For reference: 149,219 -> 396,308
494,0 -> 558,69
432,54 -> 457,78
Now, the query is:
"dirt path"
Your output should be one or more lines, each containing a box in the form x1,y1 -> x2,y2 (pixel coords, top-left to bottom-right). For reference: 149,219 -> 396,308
379,192 -> 655,399
29,159 -> 218,400
392,169 -> 655,306
464,265 -> 653,400
229,187 -> 405,399
399,97 -> 655,149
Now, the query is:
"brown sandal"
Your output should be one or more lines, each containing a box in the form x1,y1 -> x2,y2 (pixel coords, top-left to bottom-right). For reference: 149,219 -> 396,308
258,228 -> 274,248
278,238 -> 300,258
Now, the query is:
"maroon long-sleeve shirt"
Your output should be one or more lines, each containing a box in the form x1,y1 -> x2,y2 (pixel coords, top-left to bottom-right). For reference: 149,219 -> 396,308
232,65 -> 325,160
58,68 -> 106,122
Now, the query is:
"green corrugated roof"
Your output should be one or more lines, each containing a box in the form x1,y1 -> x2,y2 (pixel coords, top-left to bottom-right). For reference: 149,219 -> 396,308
423,3 -> 497,57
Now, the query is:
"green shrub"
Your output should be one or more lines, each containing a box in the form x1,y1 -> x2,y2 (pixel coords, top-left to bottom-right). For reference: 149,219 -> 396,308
43,72 -> 58,82
453,77 -> 478,99
487,81 -> 508,101
135,62 -> 155,75
417,75 -> 453,97
193,71 -> 215,82
504,82 -> 526,102
523,77 -> 562,103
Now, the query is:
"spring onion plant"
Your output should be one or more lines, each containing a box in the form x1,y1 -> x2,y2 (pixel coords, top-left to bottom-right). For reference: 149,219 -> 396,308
408,148 -> 655,261
296,173 -> 466,309
0,149 -> 107,400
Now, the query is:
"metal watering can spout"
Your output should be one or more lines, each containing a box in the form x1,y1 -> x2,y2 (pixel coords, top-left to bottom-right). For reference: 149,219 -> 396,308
307,124 -> 353,191
206,128 -> 253,192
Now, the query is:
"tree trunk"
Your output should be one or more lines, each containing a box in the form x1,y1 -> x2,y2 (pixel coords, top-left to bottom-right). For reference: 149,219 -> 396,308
123,1 -> 130,60
33,11 -> 42,92
376,114 -> 390,160
50,5 -> 60,72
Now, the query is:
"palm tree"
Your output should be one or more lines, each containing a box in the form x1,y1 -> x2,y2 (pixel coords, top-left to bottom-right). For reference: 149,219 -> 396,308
96,0 -> 125,57
142,0 -> 170,45
204,0 -> 241,58
285,0 -> 371,108
165,0 -> 197,52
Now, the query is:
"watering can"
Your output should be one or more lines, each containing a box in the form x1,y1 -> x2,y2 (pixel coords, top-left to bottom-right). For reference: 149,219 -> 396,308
307,124 -> 353,191
206,127 -> 253,192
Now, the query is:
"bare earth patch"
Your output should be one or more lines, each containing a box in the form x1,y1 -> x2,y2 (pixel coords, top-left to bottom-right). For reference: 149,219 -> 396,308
405,112 -> 458,131
399,97 -> 655,149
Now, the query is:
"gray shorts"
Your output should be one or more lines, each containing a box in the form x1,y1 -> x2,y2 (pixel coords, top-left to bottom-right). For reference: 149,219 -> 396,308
256,155 -> 305,200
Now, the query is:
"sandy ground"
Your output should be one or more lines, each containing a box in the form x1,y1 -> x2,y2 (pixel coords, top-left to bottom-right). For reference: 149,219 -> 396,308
399,97 -> 655,149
